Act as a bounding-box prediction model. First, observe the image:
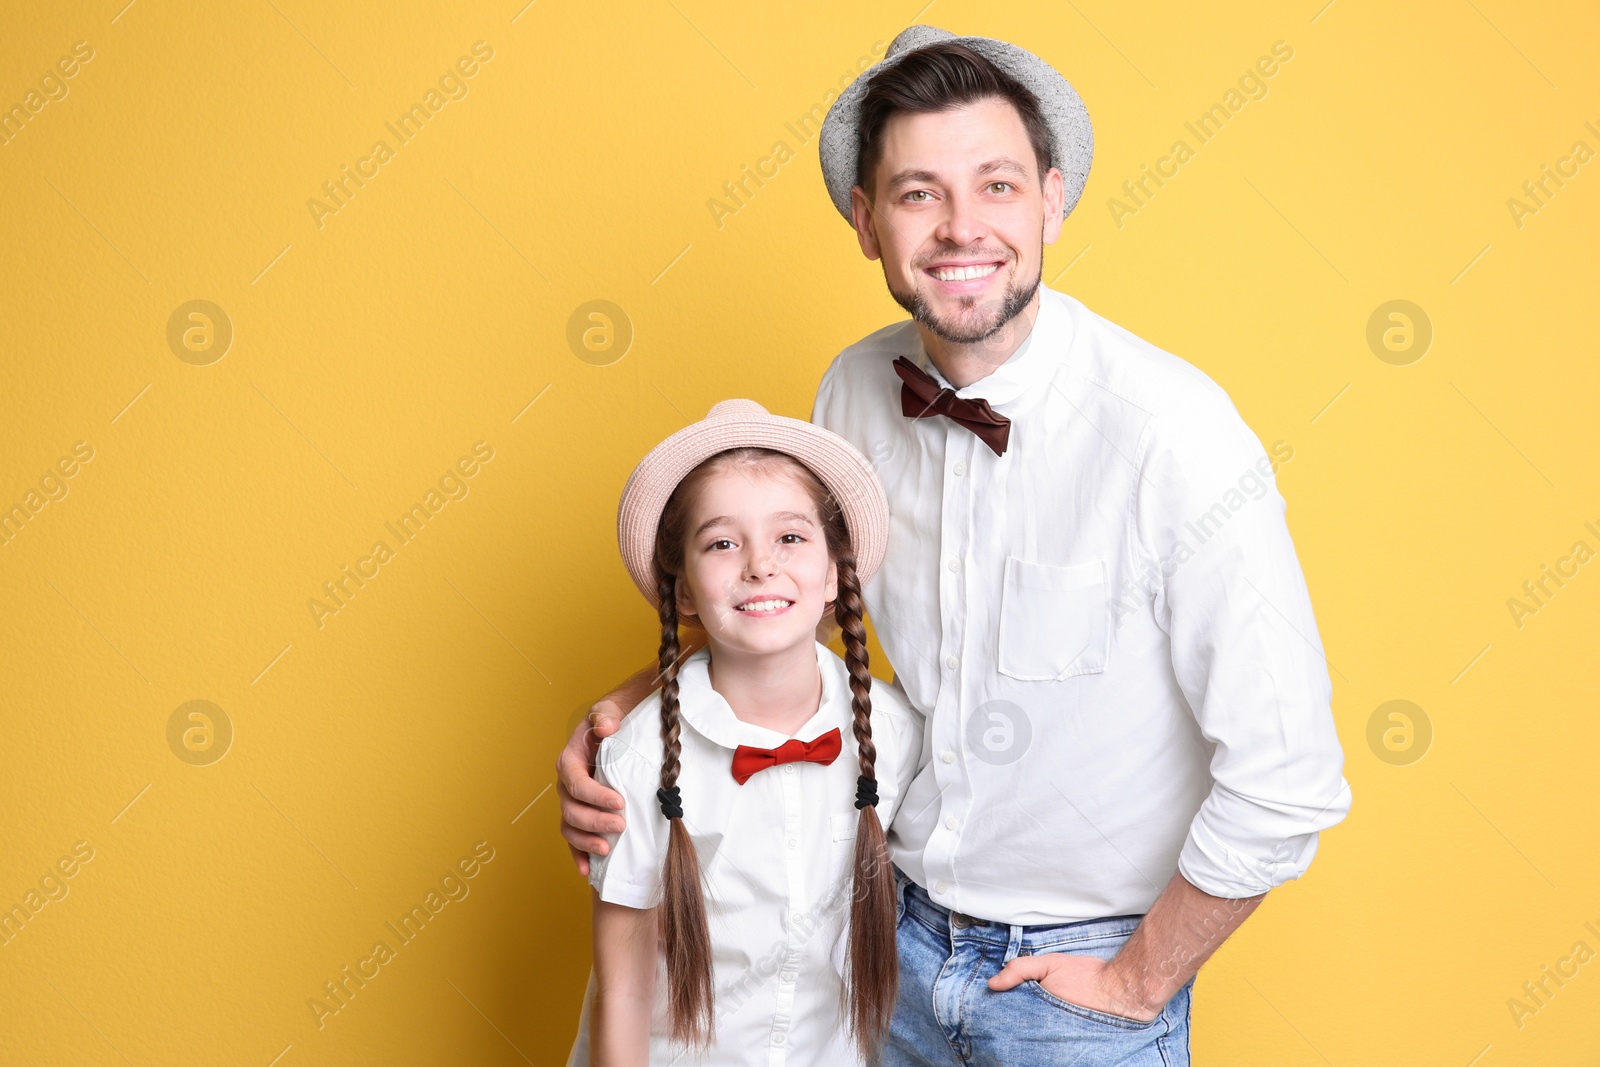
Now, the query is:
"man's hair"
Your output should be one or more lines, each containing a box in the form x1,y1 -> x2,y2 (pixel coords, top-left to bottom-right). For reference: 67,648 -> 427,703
856,41 -> 1054,202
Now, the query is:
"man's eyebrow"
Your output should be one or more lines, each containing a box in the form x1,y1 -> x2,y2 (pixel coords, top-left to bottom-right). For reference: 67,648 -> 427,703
885,157 -> 1031,194
885,168 -> 940,193
975,156 -> 1031,179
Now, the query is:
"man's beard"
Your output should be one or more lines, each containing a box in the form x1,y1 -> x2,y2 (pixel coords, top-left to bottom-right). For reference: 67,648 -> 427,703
888,260 -> 1041,346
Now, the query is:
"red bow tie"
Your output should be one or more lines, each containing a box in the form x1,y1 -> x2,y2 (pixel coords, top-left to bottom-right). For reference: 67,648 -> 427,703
893,356 -> 1012,457
730,727 -> 843,785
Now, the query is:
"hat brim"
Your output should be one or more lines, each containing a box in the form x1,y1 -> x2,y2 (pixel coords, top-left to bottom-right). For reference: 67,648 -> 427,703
616,408 -> 889,611
819,25 -> 1093,224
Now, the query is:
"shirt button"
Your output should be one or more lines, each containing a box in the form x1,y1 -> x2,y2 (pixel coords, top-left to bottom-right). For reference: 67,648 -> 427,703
945,655 -> 959,670
945,816 -> 958,830
947,559 -> 961,572
791,914 -> 805,927
941,750 -> 955,764
781,970 -> 796,983
783,765 -> 794,774
787,838 -> 797,849
934,881 -> 948,894
953,461 -> 966,476
774,1033 -> 787,1045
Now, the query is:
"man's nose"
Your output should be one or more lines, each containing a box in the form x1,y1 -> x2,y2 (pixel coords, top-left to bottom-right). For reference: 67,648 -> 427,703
934,190 -> 988,247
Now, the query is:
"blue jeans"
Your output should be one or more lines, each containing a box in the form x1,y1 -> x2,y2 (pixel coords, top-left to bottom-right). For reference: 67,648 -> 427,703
885,865 -> 1193,1067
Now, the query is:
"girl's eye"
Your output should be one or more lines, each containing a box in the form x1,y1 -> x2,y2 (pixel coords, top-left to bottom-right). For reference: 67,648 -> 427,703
778,533 -> 805,545
708,538 -> 735,551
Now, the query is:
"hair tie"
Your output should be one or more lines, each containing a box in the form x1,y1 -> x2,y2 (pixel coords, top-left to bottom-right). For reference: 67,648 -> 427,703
656,785 -> 683,820
854,775 -> 879,810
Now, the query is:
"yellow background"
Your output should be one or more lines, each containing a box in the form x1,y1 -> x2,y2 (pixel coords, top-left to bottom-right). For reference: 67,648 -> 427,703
2,0 -> 1596,1063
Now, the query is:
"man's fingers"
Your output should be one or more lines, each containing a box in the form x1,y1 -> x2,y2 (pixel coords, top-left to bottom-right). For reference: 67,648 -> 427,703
587,700 -> 623,739
559,763 -> 625,817
988,954 -> 1050,991
568,842 -> 591,878
557,785 -> 616,853
557,774 -> 625,834
556,729 -> 625,815
560,820 -> 611,858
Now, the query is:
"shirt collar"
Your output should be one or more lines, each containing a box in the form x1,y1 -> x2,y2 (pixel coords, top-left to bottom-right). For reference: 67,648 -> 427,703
673,641 -> 849,752
910,285 -> 1073,410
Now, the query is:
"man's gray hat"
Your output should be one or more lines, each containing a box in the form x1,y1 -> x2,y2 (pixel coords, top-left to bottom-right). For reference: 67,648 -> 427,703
818,25 -> 1093,224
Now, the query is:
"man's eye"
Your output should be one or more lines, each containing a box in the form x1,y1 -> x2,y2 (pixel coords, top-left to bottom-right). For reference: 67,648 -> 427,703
988,182 -> 1014,194
904,190 -> 932,202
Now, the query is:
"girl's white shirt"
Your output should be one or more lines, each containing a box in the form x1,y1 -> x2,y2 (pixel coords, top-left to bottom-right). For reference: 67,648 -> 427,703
571,640 -> 924,1067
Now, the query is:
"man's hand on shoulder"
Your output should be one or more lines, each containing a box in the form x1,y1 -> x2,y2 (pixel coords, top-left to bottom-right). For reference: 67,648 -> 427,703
557,700 -> 629,878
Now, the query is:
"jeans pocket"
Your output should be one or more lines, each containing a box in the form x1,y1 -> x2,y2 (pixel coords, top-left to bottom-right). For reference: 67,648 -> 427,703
996,556 -> 1109,680
1020,978 -> 1162,1031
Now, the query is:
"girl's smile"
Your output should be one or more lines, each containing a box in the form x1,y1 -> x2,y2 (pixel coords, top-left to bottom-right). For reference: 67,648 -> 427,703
734,596 -> 795,616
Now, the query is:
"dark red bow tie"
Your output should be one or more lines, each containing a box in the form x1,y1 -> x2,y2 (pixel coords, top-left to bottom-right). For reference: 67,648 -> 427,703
730,727 -> 842,785
893,356 -> 1011,457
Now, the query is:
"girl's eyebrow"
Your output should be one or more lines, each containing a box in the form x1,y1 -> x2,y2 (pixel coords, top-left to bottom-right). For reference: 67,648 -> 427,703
693,511 -> 815,536
693,515 -> 735,536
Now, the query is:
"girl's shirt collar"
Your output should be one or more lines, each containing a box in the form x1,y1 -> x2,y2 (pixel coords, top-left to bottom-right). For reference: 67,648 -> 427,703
673,641 -> 847,751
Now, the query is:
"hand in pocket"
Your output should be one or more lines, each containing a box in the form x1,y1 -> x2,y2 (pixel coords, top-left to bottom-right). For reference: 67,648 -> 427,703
988,950 -> 1158,1025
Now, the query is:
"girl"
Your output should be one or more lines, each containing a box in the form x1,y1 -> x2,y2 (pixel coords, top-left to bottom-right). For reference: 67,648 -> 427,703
584,399 -> 921,1066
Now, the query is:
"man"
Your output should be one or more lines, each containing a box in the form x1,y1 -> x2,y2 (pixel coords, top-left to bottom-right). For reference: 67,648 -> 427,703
559,25 -> 1351,1065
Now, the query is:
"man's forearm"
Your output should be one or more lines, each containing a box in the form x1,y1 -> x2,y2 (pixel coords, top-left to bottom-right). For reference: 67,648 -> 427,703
605,630 -> 709,716
1108,871 -> 1265,1014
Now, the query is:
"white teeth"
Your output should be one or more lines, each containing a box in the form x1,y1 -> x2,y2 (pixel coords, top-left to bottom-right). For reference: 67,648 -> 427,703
736,599 -> 792,612
933,264 -> 999,282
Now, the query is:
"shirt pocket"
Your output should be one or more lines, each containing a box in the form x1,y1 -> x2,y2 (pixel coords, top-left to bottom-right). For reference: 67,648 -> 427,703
996,556 -> 1109,681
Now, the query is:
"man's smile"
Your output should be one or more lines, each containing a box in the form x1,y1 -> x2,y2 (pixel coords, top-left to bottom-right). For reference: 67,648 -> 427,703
923,259 -> 1006,292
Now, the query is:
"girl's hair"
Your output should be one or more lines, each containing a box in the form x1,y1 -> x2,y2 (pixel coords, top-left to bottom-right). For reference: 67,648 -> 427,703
650,446 -> 897,1058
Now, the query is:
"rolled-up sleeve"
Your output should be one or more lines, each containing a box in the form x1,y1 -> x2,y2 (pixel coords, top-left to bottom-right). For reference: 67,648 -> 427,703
1134,394 -> 1352,899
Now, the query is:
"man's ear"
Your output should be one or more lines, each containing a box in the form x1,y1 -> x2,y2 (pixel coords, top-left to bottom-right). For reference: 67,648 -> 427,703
1041,166 -> 1066,245
849,186 -> 882,261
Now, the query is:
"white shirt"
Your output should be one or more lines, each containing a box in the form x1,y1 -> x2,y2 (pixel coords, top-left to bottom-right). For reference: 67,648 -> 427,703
573,641 -> 923,1067
810,285 -> 1352,924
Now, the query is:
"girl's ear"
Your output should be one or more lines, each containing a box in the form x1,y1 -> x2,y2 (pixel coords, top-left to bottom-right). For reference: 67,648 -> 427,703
674,574 -> 698,619
825,559 -> 838,605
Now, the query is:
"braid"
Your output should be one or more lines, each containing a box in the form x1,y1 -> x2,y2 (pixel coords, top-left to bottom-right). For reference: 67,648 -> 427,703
833,556 -> 898,1060
657,572 -> 685,803
654,571 -> 714,1050
836,558 -> 877,790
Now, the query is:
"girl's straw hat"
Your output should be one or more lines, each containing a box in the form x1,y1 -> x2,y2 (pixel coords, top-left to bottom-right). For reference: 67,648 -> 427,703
616,399 -> 890,608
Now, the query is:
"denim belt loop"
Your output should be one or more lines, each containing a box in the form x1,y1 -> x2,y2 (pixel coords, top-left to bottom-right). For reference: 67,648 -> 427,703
1005,921 -> 1025,962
